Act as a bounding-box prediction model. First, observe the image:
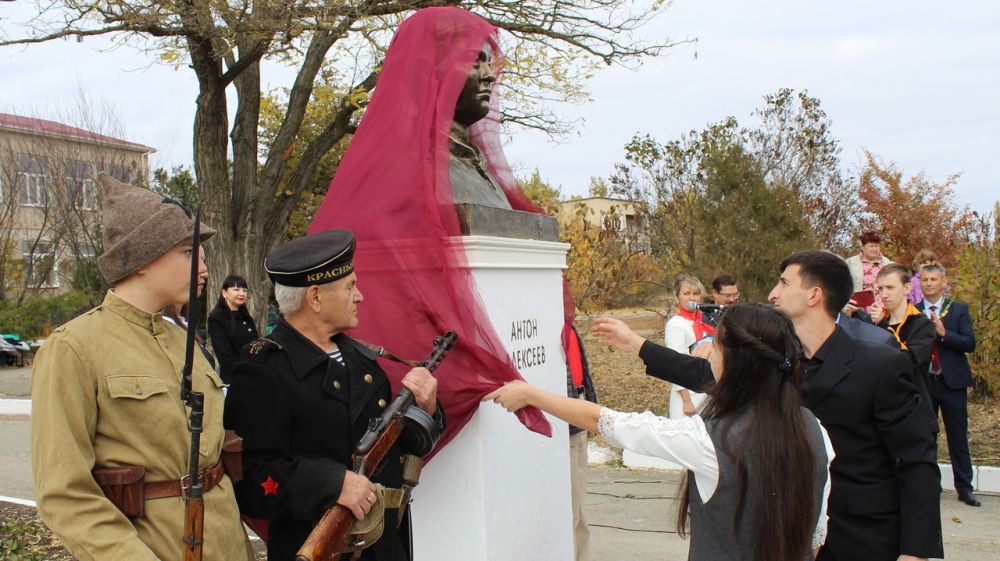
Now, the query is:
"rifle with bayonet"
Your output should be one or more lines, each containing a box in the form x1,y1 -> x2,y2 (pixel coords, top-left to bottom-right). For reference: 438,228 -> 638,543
295,331 -> 458,561
181,208 -> 205,561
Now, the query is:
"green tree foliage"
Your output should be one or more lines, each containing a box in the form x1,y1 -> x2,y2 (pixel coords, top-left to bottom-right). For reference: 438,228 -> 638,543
950,205 -> 1000,396
610,104 -> 817,301
152,166 -> 199,210
519,168 -> 562,215
749,89 -> 858,252
694,142 -> 815,300
588,176 -> 610,197
0,290 -> 95,338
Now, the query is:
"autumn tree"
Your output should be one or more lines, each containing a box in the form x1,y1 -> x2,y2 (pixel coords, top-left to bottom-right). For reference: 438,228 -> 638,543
693,141 -> 815,300
749,89 -> 859,252
2,1 -> 680,324
610,104 -> 819,301
518,168 -> 562,215
950,205 -> 1000,396
559,199 -> 661,312
857,150 -> 970,266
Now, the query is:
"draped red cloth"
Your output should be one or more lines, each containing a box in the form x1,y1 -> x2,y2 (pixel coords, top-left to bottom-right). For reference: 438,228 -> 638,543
309,7 -> 553,454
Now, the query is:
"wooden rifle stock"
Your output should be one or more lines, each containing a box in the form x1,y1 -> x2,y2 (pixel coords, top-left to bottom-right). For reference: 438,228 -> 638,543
295,422 -> 403,561
182,492 -> 205,561
295,331 -> 456,561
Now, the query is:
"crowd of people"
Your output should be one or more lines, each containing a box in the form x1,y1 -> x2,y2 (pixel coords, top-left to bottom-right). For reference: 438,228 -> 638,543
26,6 -> 984,561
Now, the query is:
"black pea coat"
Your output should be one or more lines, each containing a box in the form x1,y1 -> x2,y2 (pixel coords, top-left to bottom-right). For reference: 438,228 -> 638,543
637,327 -> 943,561
207,306 -> 259,382
224,320 -> 444,561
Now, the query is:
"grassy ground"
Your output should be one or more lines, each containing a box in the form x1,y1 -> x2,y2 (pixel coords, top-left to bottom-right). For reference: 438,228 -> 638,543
580,311 -> 1000,466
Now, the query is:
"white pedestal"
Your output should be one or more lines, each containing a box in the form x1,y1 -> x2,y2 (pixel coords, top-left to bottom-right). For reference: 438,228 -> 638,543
411,236 -> 573,561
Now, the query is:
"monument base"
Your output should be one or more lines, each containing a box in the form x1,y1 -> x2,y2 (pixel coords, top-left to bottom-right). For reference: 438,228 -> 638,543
411,235 -> 572,561
454,203 -> 560,241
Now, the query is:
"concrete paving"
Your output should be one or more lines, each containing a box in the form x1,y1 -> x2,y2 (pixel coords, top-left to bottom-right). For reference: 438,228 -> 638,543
3,413 -> 998,560
0,366 -> 31,397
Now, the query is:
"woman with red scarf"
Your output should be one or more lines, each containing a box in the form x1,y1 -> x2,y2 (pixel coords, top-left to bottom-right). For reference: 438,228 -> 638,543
666,274 -> 715,418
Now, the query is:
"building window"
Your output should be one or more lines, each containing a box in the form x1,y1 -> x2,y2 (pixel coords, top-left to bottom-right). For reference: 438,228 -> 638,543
21,239 -> 59,288
16,154 -> 50,207
105,164 -> 134,184
65,160 -> 98,210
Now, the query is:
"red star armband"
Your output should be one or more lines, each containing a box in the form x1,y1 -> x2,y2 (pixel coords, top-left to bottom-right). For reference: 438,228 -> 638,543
261,476 -> 280,496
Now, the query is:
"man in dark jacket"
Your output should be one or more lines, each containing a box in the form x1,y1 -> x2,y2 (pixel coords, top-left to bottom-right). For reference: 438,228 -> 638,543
225,230 -> 444,560
595,250 -> 943,561
917,263 -> 981,506
873,263 -> 938,435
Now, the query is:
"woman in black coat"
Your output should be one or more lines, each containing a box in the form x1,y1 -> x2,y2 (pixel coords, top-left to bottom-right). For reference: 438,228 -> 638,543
207,274 -> 259,382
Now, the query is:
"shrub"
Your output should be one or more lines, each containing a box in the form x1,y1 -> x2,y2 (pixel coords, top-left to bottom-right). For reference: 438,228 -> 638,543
0,291 -> 97,339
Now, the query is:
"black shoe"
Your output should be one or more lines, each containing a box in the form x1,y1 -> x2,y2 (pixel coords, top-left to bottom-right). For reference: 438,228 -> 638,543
958,490 -> 982,507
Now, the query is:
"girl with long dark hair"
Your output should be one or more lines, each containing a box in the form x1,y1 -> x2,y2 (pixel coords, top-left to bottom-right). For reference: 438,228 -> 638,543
485,304 -> 834,561
207,274 -> 258,382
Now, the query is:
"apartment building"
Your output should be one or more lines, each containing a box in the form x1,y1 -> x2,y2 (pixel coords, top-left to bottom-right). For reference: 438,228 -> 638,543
0,113 -> 154,298
556,196 -> 652,253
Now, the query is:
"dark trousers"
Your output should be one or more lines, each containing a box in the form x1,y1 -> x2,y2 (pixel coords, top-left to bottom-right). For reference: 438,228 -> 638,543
929,375 -> 974,492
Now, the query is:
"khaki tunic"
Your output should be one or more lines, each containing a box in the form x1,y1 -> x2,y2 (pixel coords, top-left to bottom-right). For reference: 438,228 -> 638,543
31,291 -> 255,561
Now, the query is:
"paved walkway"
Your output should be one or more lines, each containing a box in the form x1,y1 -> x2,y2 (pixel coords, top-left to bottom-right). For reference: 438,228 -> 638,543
2,414 -> 997,560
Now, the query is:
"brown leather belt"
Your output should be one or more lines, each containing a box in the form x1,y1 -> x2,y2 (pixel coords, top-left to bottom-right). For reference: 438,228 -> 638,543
145,461 -> 226,500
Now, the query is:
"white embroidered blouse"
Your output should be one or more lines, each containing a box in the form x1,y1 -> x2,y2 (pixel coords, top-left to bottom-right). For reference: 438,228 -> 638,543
597,407 -> 835,549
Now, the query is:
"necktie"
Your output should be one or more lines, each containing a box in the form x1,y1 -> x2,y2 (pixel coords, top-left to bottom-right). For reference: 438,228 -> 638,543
929,305 -> 942,373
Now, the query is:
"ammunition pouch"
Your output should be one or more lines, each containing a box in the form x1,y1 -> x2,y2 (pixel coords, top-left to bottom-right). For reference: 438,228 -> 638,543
93,459 -> 229,519
344,484 -> 406,553
92,465 -> 146,518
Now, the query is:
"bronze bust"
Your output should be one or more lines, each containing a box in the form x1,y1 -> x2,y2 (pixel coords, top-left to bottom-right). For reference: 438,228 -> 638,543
449,47 -> 513,210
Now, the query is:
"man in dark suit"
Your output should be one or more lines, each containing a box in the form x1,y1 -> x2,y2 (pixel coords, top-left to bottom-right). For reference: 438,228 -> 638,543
917,263 -> 980,507
596,251 -> 943,561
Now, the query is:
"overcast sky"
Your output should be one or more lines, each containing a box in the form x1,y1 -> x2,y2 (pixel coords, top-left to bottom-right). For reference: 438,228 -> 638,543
2,0 -> 997,214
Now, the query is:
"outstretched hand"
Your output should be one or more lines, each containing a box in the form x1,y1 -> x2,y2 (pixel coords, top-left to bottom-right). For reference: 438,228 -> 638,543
482,380 -> 535,413
591,317 -> 645,354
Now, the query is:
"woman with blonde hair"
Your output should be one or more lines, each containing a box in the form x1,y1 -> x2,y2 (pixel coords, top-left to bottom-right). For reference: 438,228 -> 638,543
667,274 -> 713,418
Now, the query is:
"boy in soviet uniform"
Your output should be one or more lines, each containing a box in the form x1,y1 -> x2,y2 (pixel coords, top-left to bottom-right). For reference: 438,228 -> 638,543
224,229 -> 443,560
31,174 -> 256,561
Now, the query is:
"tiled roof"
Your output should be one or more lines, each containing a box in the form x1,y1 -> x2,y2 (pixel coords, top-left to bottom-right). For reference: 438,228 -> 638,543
0,113 -> 155,152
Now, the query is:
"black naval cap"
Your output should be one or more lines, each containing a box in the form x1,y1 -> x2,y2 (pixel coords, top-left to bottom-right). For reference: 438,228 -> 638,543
265,230 -> 356,287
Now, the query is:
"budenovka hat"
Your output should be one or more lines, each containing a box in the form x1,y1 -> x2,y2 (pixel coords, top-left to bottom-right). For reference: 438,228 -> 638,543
265,230 -> 355,287
97,173 -> 216,284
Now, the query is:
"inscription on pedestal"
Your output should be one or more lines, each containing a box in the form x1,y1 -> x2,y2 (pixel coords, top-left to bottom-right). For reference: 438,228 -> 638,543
510,318 -> 546,370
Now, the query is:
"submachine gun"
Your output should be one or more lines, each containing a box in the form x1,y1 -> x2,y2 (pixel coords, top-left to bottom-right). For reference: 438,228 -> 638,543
295,331 -> 458,561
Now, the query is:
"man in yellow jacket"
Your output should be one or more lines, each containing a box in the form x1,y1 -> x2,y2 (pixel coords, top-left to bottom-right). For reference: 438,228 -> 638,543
31,174 -> 255,561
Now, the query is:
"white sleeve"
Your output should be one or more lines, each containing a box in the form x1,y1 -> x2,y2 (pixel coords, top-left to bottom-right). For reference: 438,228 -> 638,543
664,319 -> 691,354
812,421 -> 836,549
598,408 -> 719,502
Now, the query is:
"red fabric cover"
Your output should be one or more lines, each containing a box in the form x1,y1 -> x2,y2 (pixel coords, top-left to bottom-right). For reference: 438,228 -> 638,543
563,321 -> 585,388
309,7 -> 552,455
